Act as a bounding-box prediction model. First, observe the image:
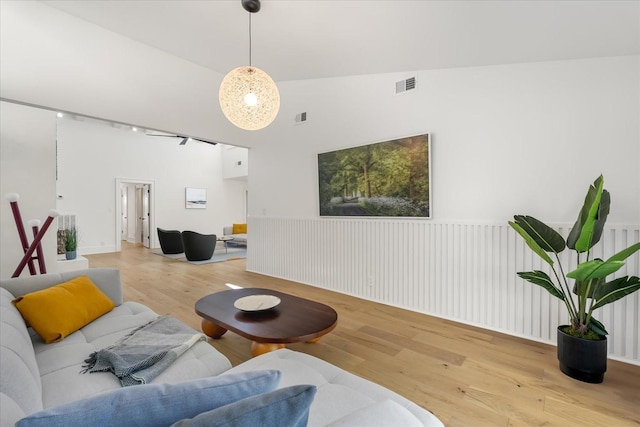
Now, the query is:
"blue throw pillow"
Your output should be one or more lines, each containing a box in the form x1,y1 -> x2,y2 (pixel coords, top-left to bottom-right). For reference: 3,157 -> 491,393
17,370 -> 281,427
171,384 -> 317,427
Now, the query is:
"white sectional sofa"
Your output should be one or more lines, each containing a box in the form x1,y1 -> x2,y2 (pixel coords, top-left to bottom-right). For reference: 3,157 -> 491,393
0,268 -> 444,427
223,225 -> 247,246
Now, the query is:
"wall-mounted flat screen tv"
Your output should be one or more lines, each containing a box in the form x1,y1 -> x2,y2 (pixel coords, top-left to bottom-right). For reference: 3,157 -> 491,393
318,133 -> 431,218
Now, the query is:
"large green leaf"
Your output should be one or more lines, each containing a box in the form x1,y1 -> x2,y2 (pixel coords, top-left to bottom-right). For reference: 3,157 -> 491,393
588,317 -> 608,336
589,189 -> 610,247
567,175 -> 604,253
592,276 -> 640,310
509,221 -> 554,265
511,215 -> 565,253
566,259 -> 624,281
572,277 -> 604,297
606,241 -> 640,263
517,271 -> 564,300
572,242 -> 640,299
593,276 -> 628,299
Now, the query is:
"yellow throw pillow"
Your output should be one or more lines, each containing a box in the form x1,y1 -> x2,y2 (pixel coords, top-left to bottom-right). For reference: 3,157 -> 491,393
12,275 -> 115,344
232,223 -> 247,234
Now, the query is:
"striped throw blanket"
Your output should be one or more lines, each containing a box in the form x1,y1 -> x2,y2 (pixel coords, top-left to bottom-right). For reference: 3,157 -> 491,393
83,315 -> 205,386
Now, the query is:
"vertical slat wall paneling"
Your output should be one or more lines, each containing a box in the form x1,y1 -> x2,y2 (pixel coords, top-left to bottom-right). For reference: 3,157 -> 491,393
247,218 -> 640,363
632,228 -> 639,360
632,228 -> 640,360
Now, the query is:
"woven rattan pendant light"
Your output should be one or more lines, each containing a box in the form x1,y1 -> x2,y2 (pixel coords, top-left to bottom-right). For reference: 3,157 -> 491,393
219,0 -> 280,131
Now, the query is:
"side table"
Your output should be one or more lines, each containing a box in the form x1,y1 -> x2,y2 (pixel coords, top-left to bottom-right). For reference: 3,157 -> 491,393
217,236 -> 234,253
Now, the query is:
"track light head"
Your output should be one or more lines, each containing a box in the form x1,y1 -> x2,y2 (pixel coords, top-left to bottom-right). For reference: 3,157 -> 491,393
242,0 -> 261,13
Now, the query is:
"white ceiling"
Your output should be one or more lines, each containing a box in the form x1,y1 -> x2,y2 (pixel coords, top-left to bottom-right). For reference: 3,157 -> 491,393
42,0 -> 639,82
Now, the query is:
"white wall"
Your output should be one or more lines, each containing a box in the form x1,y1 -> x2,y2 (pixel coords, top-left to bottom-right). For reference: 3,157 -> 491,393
222,146 -> 249,180
249,56 -> 639,223
0,102 -> 57,278
246,56 -> 640,363
55,117 -> 247,254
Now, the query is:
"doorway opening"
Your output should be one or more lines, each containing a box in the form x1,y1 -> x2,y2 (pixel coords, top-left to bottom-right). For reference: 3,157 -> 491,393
115,178 -> 155,252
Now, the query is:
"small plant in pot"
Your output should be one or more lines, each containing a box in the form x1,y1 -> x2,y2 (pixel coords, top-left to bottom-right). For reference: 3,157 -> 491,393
64,227 -> 78,260
509,175 -> 640,383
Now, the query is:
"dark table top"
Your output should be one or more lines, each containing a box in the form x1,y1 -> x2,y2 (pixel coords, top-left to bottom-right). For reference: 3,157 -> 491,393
195,288 -> 338,343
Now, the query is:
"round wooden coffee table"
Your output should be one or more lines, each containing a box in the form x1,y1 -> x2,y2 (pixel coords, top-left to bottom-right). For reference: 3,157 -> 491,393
195,288 -> 338,357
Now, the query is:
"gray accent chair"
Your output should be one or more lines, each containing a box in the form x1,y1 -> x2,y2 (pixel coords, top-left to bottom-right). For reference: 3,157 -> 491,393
157,228 -> 184,254
182,231 -> 217,261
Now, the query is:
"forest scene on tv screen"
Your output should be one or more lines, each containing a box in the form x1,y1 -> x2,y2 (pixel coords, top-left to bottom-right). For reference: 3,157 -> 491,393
318,133 -> 430,217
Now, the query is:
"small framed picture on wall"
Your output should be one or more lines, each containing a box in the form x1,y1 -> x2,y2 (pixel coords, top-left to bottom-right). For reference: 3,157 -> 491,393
186,187 -> 207,209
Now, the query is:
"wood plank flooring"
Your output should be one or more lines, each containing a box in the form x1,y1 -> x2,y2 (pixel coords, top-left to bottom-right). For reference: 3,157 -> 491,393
85,242 -> 640,426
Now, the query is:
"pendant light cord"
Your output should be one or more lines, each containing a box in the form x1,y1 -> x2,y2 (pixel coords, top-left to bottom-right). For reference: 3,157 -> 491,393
248,12 -> 252,67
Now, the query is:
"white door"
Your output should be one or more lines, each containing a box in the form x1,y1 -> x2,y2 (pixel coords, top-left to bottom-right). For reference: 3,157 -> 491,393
141,184 -> 150,248
121,186 -> 128,241
135,185 -> 150,247
135,187 -> 143,243
115,178 -> 155,252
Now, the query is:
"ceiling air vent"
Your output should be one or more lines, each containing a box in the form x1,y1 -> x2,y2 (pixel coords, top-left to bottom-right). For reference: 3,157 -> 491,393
295,112 -> 308,124
395,76 -> 416,94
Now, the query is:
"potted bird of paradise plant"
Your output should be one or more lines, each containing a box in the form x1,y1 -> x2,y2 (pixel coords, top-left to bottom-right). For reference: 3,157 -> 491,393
509,175 -> 640,383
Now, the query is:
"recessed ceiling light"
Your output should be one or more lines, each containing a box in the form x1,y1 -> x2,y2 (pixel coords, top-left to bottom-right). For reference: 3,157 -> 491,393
132,127 -> 138,132
56,112 -> 64,118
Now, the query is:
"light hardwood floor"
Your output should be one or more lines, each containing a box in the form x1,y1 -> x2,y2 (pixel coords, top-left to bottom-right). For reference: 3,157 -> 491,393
85,242 -> 640,426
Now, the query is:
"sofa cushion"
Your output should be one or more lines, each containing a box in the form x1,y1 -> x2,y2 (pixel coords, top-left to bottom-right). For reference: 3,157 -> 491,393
0,268 -> 124,307
326,399 -> 424,426
0,288 -> 43,426
222,349 -> 444,427
232,223 -> 247,234
32,301 -> 232,410
171,384 -> 317,427
13,275 -> 115,343
17,370 -> 281,427
229,234 -> 247,246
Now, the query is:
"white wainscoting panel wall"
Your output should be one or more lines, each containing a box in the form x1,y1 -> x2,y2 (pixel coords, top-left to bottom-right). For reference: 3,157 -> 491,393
247,218 -> 640,364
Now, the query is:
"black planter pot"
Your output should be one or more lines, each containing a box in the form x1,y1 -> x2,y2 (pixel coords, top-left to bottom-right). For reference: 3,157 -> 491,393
557,326 -> 607,383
